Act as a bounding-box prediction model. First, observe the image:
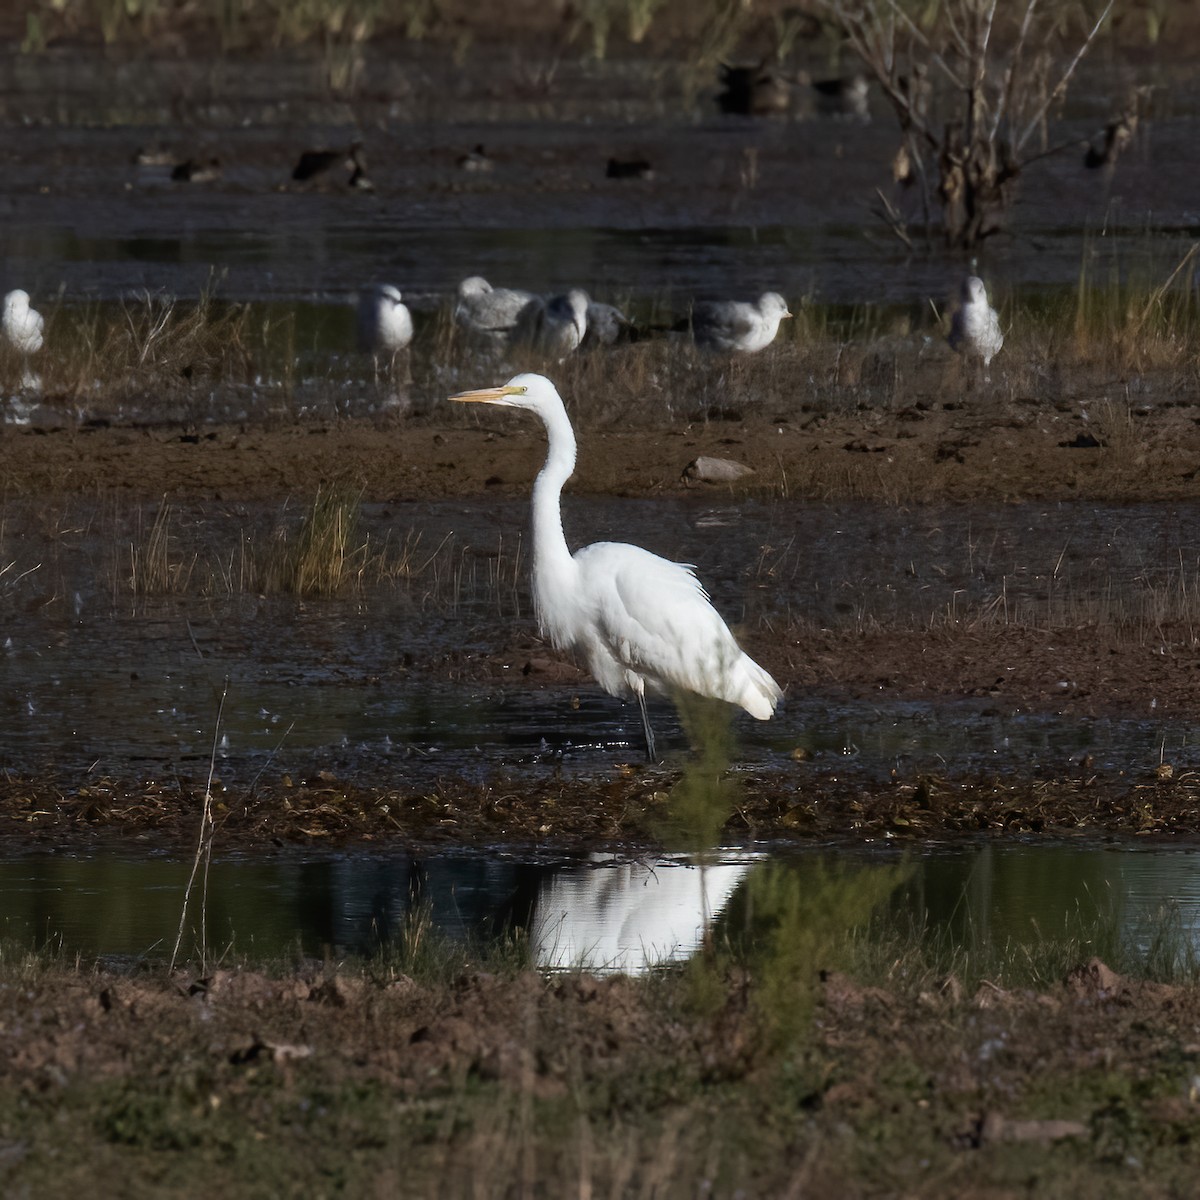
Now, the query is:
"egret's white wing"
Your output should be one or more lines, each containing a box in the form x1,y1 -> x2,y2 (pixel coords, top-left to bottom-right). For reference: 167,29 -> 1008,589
573,542 -> 780,716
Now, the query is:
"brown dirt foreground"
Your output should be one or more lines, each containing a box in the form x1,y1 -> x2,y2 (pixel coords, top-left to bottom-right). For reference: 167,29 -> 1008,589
3,387 -> 1200,505
1,954 -> 1197,1198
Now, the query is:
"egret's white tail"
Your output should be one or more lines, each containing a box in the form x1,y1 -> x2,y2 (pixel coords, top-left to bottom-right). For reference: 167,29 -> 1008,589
732,654 -> 783,720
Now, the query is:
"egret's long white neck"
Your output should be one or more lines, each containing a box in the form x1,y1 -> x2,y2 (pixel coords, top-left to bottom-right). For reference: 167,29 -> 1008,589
530,395 -> 579,589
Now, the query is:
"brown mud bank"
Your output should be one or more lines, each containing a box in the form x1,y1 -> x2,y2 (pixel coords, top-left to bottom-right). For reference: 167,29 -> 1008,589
4,380 -> 1200,505
2,732 -> 1197,854
2,953 -> 1197,1196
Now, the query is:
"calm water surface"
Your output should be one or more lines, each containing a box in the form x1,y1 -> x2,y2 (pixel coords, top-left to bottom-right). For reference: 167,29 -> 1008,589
2,842 -> 1198,973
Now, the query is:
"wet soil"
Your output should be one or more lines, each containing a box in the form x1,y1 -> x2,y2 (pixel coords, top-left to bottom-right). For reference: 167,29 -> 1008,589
4,373 -> 1200,506
5,378 -> 1200,851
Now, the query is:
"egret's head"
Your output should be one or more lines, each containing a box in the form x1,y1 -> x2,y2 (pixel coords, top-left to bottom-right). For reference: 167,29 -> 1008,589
4,289 -> 29,313
760,292 -> 792,320
374,284 -> 403,304
451,372 -> 558,411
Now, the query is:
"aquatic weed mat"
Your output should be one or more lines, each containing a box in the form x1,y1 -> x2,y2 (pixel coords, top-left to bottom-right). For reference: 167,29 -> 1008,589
2,763 -> 1198,853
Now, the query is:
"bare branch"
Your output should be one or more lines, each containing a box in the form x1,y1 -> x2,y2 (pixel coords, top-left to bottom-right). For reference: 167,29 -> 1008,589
872,187 -> 915,251
990,0 -> 1039,142
880,0 -> 968,90
1015,0 -> 1114,152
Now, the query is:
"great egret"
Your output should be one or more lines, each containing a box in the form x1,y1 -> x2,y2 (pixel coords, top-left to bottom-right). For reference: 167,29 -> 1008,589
357,284 -> 413,356
948,276 -> 1003,368
2,290 -> 43,355
513,289 -> 589,358
454,276 -> 537,341
686,292 -> 792,353
451,373 -> 782,761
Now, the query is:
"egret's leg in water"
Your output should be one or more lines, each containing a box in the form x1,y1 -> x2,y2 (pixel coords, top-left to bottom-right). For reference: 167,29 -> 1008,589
637,690 -> 657,764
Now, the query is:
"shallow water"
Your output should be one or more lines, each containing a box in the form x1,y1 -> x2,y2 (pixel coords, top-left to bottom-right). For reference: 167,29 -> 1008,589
0,52 -> 1196,315
2,841 -> 1198,973
2,494 -> 1197,784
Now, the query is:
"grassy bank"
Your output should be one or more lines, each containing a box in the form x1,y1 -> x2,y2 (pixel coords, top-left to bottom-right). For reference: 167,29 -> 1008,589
2,900 -> 1198,1198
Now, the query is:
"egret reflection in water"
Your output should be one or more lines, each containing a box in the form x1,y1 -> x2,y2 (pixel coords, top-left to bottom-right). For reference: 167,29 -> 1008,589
530,853 -> 756,973
1,846 -> 1199,973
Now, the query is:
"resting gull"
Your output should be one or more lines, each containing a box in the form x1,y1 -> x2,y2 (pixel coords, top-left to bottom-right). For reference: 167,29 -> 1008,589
685,292 -> 792,353
454,276 -> 537,341
581,300 -> 633,347
357,284 -> 413,356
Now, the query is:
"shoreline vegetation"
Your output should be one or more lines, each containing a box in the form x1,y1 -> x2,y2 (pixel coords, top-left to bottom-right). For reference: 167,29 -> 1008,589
2,923 -> 1198,1196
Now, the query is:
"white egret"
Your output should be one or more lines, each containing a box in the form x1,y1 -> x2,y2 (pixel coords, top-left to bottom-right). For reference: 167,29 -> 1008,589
513,289 -> 589,358
686,292 -> 792,353
948,276 -> 1003,369
2,290 -> 44,355
454,276 -> 537,341
451,373 -> 782,762
356,284 -> 413,356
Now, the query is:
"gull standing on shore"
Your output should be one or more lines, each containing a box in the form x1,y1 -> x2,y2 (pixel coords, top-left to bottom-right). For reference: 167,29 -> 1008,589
3,290 -> 43,355
948,276 -> 1003,370
357,284 -> 413,356
684,292 -> 792,353
3,289 -> 44,394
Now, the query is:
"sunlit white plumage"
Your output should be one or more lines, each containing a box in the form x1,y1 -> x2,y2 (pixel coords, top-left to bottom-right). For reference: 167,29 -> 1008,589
454,275 -> 537,340
2,290 -> 43,355
356,284 -> 413,355
513,288 -> 590,358
451,373 -> 782,761
687,291 -> 792,353
948,275 -> 1003,368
